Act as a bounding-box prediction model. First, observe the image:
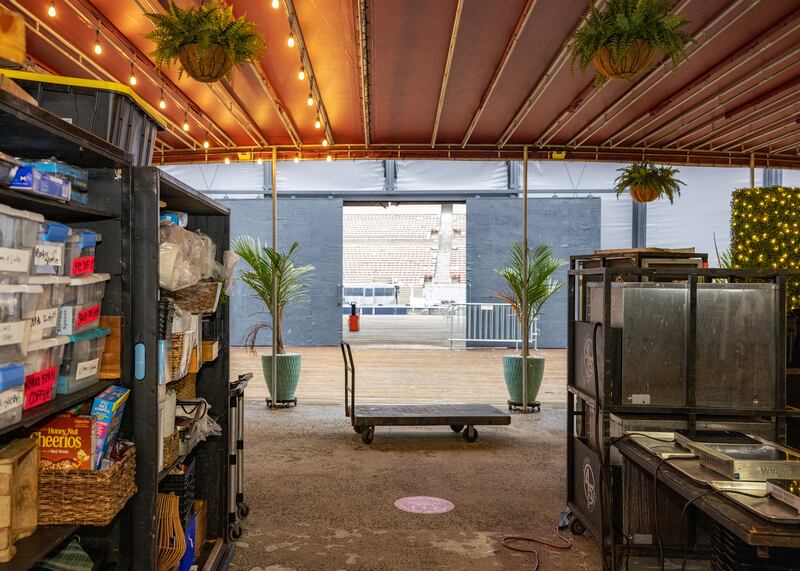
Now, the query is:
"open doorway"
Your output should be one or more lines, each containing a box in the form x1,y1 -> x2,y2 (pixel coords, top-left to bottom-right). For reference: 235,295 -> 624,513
342,203 -> 466,346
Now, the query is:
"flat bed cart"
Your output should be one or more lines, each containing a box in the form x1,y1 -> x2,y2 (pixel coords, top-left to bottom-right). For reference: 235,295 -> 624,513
341,342 -> 511,444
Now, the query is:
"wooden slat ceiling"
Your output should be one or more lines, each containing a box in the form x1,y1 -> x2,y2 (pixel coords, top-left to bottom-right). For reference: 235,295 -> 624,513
3,0 -> 800,168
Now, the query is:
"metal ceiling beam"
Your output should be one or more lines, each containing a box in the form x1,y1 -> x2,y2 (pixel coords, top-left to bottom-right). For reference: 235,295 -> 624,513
459,0 -> 538,147
283,0 -> 334,146
497,0 -> 603,148
534,0 -> 730,147
355,0 -> 371,147
738,120 -> 800,153
712,106 -> 800,152
247,61 -> 301,149
772,136 -> 800,156
431,0 -> 464,148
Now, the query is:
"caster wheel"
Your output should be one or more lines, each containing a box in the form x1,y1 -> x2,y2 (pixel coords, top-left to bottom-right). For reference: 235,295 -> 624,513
463,426 -> 478,443
354,426 -> 366,434
568,517 -> 586,536
229,523 -> 243,540
237,502 -> 250,519
450,424 -> 464,433
362,426 -> 375,444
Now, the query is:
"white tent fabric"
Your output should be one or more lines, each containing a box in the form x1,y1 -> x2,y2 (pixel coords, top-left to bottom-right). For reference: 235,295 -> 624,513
783,170 -> 800,187
396,160 -> 507,190
160,163 -> 265,193
276,160 -> 384,191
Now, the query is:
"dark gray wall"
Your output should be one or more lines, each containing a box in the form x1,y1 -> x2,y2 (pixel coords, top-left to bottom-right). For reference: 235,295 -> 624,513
466,197 -> 601,348
222,197 -> 343,347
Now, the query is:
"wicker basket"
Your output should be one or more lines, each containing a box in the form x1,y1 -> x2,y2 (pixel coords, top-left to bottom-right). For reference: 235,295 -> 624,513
171,281 -> 222,314
162,430 -> 179,471
171,373 -> 196,400
158,298 -> 175,339
38,447 -> 136,526
170,332 -> 186,381
592,40 -> 653,81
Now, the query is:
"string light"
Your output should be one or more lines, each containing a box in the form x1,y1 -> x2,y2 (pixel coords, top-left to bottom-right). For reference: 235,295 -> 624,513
182,112 -> 189,131
257,157 -> 263,165
93,29 -> 102,55
294,154 -> 300,164
307,93 -> 314,107
322,138 -> 328,147
326,154 -> 332,162
203,138 -> 210,149
297,66 -> 305,81
272,0 -> 280,8
287,33 -> 295,48
224,157 -> 231,164
314,116 -> 321,129
47,0 -> 56,17
128,62 -> 137,86
158,88 -> 166,110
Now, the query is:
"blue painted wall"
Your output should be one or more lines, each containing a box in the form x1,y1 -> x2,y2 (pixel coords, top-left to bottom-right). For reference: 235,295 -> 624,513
466,197 -> 601,348
221,197 -> 343,347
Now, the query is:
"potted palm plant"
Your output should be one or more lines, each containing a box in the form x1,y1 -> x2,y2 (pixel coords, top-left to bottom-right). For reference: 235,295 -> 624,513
495,243 -> 565,408
614,161 -> 684,204
144,1 -> 264,83
569,0 -> 692,85
232,237 -> 313,404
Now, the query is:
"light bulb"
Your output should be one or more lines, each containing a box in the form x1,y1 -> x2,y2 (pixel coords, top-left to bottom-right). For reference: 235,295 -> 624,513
314,117 -> 321,129
293,155 -> 300,164
129,74 -> 136,86
159,98 -> 166,110
272,0 -> 279,8
224,157 -> 231,164
47,0 -> 55,17
322,138 -> 328,147
203,139 -> 209,149
298,67 -> 305,81
94,32 -> 102,55
183,121 -> 189,131
307,93 -> 314,106
326,154 -> 332,162
288,33 -> 295,48
257,158 -> 263,165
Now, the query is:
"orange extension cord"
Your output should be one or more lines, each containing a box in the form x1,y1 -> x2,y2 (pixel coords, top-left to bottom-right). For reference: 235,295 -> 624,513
501,529 -> 573,570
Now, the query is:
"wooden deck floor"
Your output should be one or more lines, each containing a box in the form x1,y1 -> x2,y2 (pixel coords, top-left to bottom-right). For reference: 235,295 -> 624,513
232,346 -> 567,406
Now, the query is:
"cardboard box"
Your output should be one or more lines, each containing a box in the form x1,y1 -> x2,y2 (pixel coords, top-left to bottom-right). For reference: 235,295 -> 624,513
90,385 -> 129,469
201,340 -> 219,362
0,8 -> 25,70
9,166 -> 71,202
29,414 -> 95,471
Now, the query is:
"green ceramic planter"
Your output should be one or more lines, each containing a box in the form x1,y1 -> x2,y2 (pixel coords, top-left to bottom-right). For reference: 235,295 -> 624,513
261,353 -> 302,401
503,355 -> 545,405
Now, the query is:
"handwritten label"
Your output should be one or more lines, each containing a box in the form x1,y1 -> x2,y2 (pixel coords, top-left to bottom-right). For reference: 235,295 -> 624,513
0,388 -> 22,415
75,358 -> 99,381
0,247 -> 30,273
34,244 -> 63,267
70,256 -> 95,276
75,304 -> 101,329
33,308 -> 59,330
24,366 -> 57,410
0,321 -> 26,347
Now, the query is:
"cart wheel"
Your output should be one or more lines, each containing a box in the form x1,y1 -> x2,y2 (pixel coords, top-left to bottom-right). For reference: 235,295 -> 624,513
463,426 -> 478,442
229,523 -> 243,541
568,517 -> 586,536
362,426 -> 375,444
237,502 -> 250,519
354,426 -> 366,434
450,424 -> 464,433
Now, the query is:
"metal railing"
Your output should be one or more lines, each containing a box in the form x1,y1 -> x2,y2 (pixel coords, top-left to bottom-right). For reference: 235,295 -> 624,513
445,302 -> 539,350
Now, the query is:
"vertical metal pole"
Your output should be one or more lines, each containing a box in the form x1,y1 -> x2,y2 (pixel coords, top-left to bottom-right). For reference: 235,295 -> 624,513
750,152 -> 755,188
522,146 -> 529,413
271,147 -> 278,409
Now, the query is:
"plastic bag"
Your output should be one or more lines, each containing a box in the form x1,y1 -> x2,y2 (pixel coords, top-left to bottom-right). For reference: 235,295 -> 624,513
159,221 -> 205,291
175,398 -> 221,455
195,231 -> 225,280
222,250 -> 239,295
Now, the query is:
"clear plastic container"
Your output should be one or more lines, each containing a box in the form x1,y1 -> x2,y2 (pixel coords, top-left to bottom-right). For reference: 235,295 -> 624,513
33,221 -> 71,276
27,276 -> 69,341
64,230 -> 100,277
57,273 -> 109,335
0,363 -> 24,429
0,283 -> 43,362
23,336 -> 68,410
58,327 -> 109,394
0,203 -> 45,277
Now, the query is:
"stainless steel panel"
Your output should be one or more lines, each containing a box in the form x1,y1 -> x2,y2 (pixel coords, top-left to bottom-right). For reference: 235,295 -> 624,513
693,440 -> 800,481
709,481 -> 800,524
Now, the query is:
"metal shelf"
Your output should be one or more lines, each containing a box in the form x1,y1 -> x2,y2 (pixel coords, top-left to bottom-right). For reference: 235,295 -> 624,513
0,526 -> 78,571
0,187 -> 116,222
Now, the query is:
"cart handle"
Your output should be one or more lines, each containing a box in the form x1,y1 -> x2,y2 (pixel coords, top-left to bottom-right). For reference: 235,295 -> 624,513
340,341 -> 356,421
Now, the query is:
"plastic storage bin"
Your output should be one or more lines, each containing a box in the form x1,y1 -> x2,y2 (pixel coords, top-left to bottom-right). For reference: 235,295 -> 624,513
58,327 -> 109,395
57,273 -> 109,336
23,336 -> 68,410
0,204 -> 44,278
0,152 -> 21,188
0,283 -> 42,362
33,222 -> 71,276
0,363 -> 24,429
28,276 -> 69,342
64,230 -> 99,278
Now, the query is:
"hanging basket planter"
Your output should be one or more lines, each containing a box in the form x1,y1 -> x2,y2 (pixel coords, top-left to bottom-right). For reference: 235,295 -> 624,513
178,43 -> 233,83
592,40 -> 653,81
614,162 -> 685,205
629,185 -> 661,204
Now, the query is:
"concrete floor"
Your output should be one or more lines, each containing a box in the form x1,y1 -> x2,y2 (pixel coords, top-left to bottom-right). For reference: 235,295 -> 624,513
230,404 -> 601,570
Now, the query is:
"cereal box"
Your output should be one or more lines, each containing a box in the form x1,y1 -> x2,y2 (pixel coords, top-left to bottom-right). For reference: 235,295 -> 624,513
90,385 -> 129,469
28,414 -> 95,471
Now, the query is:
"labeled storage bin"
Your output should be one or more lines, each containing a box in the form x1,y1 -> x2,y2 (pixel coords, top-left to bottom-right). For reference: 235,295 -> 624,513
27,276 -> 68,341
57,273 -> 109,336
58,327 -> 109,394
0,204 -> 44,278
0,283 -> 42,361
64,231 -> 99,277
23,336 -> 68,410
0,364 -> 24,429
33,222 -> 71,276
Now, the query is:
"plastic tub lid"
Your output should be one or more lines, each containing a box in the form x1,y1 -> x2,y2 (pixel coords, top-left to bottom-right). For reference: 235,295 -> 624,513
0,363 -> 24,391
68,273 -> 111,286
68,230 -> 101,248
40,222 -> 71,243
25,276 -> 70,285
0,284 -> 43,294
0,202 -> 45,224
67,326 -> 111,343
28,336 -> 69,352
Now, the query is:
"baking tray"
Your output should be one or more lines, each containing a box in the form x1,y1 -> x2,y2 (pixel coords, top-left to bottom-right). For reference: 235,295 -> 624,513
628,432 -> 696,459
709,481 -> 800,524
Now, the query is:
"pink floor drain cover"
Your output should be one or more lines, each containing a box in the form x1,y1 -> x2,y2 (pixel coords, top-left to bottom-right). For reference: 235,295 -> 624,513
394,496 -> 455,514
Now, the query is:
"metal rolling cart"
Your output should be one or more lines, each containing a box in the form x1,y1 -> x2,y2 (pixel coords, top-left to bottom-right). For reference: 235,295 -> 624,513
565,251 -> 800,569
228,372 -> 252,540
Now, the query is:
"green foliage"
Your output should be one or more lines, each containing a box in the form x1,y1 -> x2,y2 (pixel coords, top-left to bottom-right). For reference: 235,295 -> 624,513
495,243 -> 565,346
232,237 -> 313,354
144,1 -> 264,80
614,161 -> 684,204
569,0 -> 692,84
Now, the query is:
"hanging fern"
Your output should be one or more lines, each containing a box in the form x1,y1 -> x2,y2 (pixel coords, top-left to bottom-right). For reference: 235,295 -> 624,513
614,161 -> 685,204
569,0 -> 693,84
144,1 -> 264,81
